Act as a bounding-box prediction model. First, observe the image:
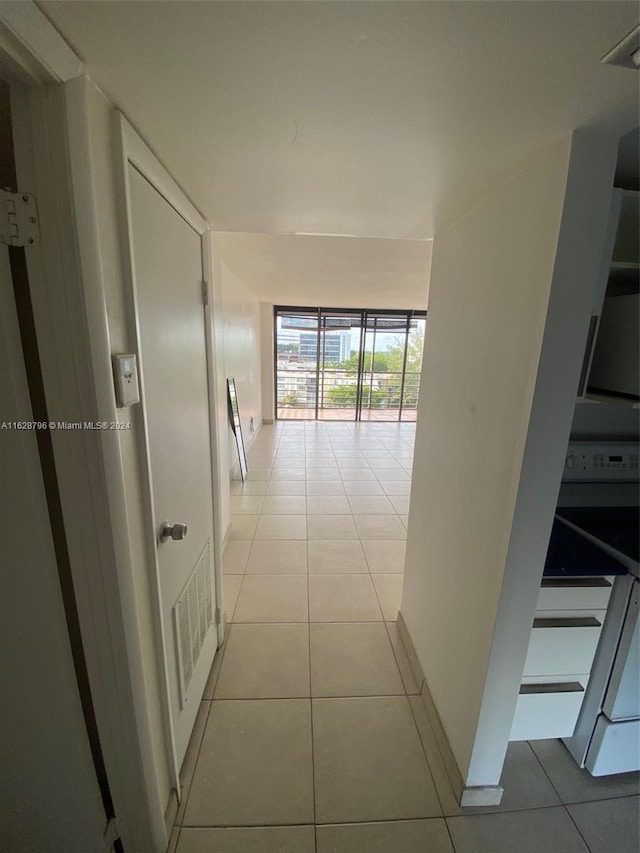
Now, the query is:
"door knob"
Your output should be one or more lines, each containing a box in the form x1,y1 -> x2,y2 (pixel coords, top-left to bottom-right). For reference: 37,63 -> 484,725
160,521 -> 188,542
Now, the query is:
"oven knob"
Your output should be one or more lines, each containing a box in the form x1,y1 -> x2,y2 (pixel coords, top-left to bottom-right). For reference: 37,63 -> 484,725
566,453 -> 576,470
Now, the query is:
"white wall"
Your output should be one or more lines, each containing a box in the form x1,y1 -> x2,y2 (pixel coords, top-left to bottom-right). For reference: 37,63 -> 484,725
401,132 -> 618,790
211,248 -> 263,533
220,260 -> 262,446
464,132 -> 618,789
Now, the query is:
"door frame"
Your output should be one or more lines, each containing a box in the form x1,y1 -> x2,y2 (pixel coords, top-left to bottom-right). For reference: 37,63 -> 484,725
114,113 -> 224,791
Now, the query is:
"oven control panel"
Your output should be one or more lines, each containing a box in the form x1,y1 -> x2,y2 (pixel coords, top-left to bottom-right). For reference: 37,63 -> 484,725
564,442 -> 640,482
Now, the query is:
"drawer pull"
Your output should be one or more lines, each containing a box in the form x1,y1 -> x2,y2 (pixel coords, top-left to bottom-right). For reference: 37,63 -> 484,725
541,578 -> 612,589
520,682 -> 584,695
533,616 -> 601,629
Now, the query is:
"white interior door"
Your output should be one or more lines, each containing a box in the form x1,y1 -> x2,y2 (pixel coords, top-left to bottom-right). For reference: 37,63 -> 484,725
128,166 -> 218,768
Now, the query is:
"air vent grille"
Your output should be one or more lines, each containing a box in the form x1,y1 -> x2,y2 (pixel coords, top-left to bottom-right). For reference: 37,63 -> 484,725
174,538 -> 214,707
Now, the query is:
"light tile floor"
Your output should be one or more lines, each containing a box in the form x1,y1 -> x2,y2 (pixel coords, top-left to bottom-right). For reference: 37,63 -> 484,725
170,422 -> 640,853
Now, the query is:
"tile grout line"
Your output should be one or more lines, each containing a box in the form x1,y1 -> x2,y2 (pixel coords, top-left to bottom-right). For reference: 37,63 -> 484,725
442,803 -> 596,853
306,525 -> 319,852
526,741 -> 598,853
382,619 -> 415,695
223,618 -> 393,624
210,691 -> 409,702
175,685 -> 216,830
527,740 -> 569,807
226,517 -> 255,622
446,800 -> 619,819
405,687 -> 451,827
244,530 -> 258,576
557,790 -> 640,804
442,814 -> 459,853
367,550 -> 391,622
180,815 -> 460,830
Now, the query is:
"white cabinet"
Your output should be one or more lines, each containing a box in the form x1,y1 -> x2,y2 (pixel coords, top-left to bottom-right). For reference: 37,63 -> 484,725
588,293 -> 639,400
510,578 -> 613,742
523,613 -> 606,678
511,681 -> 588,741
536,578 -> 614,611
579,188 -> 639,403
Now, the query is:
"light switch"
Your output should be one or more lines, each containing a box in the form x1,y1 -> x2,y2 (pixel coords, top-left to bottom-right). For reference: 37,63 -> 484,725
112,353 -> 140,407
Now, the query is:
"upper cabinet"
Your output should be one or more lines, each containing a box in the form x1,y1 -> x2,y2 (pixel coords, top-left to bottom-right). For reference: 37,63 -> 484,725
579,188 -> 640,406
611,192 -> 640,272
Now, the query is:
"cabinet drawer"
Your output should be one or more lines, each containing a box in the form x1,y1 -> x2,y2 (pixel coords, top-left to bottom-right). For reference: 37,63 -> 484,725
510,680 -> 586,741
523,613 -> 605,677
537,577 -> 613,612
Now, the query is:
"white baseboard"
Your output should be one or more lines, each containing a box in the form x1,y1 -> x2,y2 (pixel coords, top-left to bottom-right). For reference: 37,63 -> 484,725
460,785 -> 504,807
396,611 -> 504,807
396,610 -> 425,692
164,788 -> 178,837
221,524 -> 230,553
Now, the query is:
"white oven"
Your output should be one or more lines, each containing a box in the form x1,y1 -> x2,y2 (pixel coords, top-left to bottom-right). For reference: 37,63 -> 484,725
558,442 -> 639,776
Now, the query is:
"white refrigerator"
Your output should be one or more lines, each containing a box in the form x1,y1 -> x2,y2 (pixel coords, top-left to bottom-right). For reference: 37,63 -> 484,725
565,573 -> 640,775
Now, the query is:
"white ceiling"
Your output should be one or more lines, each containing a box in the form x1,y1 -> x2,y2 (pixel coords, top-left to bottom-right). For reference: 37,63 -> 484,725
39,1 -> 639,307
215,232 -> 432,309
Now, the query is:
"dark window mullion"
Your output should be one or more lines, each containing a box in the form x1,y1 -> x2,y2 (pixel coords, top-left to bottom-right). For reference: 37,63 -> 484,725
314,308 -> 321,419
398,312 -> 411,422
272,307 -> 278,420
355,310 -> 365,421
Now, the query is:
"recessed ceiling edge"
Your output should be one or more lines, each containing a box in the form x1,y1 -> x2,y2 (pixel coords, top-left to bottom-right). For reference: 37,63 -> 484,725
602,25 -> 640,70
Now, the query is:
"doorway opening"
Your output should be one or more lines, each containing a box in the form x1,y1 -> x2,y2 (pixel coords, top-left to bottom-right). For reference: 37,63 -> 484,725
274,306 -> 426,422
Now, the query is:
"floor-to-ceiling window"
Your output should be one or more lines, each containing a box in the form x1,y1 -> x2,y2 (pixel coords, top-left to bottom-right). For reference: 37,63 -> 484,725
274,307 -> 426,421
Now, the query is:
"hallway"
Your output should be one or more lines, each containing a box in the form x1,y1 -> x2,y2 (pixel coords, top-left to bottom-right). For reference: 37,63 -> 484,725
2,5 -> 638,850
168,423 -> 639,853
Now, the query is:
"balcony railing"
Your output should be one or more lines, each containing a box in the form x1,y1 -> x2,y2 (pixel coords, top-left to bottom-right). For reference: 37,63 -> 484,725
276,367 -> 421,414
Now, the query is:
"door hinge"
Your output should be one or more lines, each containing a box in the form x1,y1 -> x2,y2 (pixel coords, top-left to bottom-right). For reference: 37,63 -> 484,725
0,190 -> 40,247
103,817 -> 120,851
215,606 -> 221,625
201,280 -> 209,306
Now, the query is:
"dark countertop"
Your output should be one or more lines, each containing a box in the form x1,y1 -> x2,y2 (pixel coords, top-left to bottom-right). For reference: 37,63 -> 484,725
555,507 -> 639,564
543,517 -> 629,577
